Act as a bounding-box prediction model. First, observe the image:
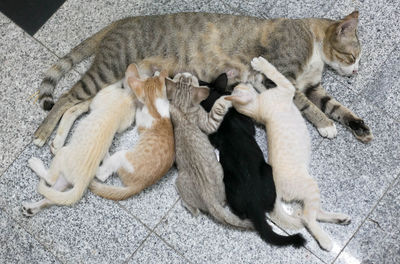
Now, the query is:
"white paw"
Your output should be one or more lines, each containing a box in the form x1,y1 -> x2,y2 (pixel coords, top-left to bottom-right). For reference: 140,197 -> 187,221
337,214 -> 351,225
251,56 -> 270,72
33,138 -> 45,147
28,157 -> 42,171
21,202 -> 40,217
317,123 -> 337,139
318,235 -> 333,251
50,136 -> 63,155
96,166 -> 111,182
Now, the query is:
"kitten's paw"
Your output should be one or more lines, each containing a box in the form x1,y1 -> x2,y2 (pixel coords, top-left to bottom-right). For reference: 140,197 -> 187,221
317,123 -> 337,139
348,119 -> 373,143
251,57 -> 267,72
21,202 -> 40,217
336,214 -> 351,225
50,137 -> 64,155
318,235 -> 333,251
96,166 -> 111,182
28,157 -> 42,171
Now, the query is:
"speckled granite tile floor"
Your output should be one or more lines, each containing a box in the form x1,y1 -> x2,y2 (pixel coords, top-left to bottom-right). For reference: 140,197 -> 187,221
0,0 -> 399,263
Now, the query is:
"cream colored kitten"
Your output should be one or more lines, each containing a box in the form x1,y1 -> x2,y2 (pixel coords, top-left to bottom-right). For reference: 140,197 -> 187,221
226,57 -> 351,251
21,65 -> 139,216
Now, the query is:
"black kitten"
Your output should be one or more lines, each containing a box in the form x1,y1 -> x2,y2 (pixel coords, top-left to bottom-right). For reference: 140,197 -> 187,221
200,74 -> 305,248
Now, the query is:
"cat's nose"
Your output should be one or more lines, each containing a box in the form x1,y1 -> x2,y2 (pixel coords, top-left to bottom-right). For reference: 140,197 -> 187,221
352,69 -> 358,74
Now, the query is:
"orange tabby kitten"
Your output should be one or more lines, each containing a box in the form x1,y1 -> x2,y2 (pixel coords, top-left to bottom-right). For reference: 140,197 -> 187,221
89,70 -> 175,200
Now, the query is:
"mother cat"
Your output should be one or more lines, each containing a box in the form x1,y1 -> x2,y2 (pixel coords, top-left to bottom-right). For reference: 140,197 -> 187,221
34,11 -> 372,146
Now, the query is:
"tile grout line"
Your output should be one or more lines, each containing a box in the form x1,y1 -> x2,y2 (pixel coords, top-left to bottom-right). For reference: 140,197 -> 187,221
0,140 -> 33,179
1,208 -> 65,264
330,171 -> 400,264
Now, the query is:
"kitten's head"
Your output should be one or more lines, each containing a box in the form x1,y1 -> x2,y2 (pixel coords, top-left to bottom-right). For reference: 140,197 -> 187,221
322,11 -> 361,76
200,73 -> 228,112
225,83 -> 260,121
126,64 -> 169,118
166,72 -> 210,112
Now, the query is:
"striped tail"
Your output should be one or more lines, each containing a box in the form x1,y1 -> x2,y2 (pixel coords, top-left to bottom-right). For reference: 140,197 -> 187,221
38,22 -> 118,110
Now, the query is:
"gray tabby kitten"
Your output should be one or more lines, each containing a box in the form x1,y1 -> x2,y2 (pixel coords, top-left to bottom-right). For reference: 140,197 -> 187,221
167,72 -> 251,229
34,11 -> 372,146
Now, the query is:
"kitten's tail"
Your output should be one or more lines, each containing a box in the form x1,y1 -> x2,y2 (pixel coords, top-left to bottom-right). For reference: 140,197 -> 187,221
37,178 -> 88,205
38,21 -> 119,110
269,199 -> 303,230
89,180 -> 146,201
248,205 -> 306,248
207,198 -> 253,229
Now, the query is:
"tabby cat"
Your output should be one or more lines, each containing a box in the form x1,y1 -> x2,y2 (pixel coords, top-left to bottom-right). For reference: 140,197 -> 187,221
89,70 -> 175,200
21,65 -> 138,216
34,11 -> 372,147
168,72 -> 251,229
226,57 -> 351,251
200,73 -> 305,248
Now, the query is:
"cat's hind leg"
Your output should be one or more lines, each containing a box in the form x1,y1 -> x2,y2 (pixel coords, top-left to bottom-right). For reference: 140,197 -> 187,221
22,174 -> 71,217
96,151 -> 132,182
317,209 -> 351,225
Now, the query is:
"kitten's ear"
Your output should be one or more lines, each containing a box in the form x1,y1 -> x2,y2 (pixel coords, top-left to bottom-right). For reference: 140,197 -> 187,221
337,17 -> 358,36
125,64 -> 140,79
159,69 -> 168,79
193,86 -> 210,104
128,77 -> 144,99
225,91 -> 253,105
213,73 -> 228,93
344,10 -> 359,20
165,78 -> 177,100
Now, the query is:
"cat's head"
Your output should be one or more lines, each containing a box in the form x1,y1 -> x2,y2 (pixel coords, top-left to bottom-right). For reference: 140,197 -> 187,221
200,73 -> 229,112
126,64 -> 169,118
322,11 -> 361,76
225,83 -> 260,121
166,72 -> 210,112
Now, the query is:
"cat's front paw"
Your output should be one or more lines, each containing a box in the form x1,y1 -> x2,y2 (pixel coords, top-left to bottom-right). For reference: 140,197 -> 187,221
348,119 -> 373,143
50,136 -> 63,155
251,56 -> 271,73
317,122 -> 337,139
318,235 -> 333,251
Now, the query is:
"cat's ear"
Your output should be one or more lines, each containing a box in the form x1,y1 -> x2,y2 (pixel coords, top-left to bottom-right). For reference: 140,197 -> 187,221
193,86 -> 210,104
165,78 -> 177,100
343,10 -> 359,20
337,11 -> 358,37
125,63 -> 140,79
212,73 -> 228,93
159,69 -> 168,79
128,77 -> 144,100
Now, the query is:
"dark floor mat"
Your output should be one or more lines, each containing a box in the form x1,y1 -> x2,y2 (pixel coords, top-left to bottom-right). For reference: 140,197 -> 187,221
0,0 -> 66,35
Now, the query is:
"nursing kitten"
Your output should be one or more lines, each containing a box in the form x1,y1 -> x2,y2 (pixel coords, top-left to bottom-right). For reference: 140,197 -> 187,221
34,11 -> 372,147
21,65 -> 138,216
168,72 -> 251,229
226,57 -> 351,251
200,74 -> 305,248
89,70 -> 174,200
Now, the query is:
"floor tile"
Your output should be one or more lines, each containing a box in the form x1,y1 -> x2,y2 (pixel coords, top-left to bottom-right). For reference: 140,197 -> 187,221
0,144 -> 150,264
283,94 -> 400,262
334,177 -> 400,264
155,202 -> 324,264
0,0 -> 66,35
0,12 -> 81,176
362,47 -> 400,121
105,125 -> 179,229
223,0 -> 288,18
128,233 -> 189,264
324,0 -> 400,94
287,0 -> 335,18
0,209 -> 59,264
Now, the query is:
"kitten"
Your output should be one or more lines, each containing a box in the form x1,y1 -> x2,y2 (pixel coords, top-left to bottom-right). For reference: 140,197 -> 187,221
34,11 -> 372,147
21,64 -> 138,216
89,70 -> 174,200
167,72 -> 251,229
200,74 -> 305,248
226,57 -> 351,251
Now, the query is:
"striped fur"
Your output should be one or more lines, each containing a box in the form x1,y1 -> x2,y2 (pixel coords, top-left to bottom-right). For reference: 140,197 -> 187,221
34,11 -> 372,146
